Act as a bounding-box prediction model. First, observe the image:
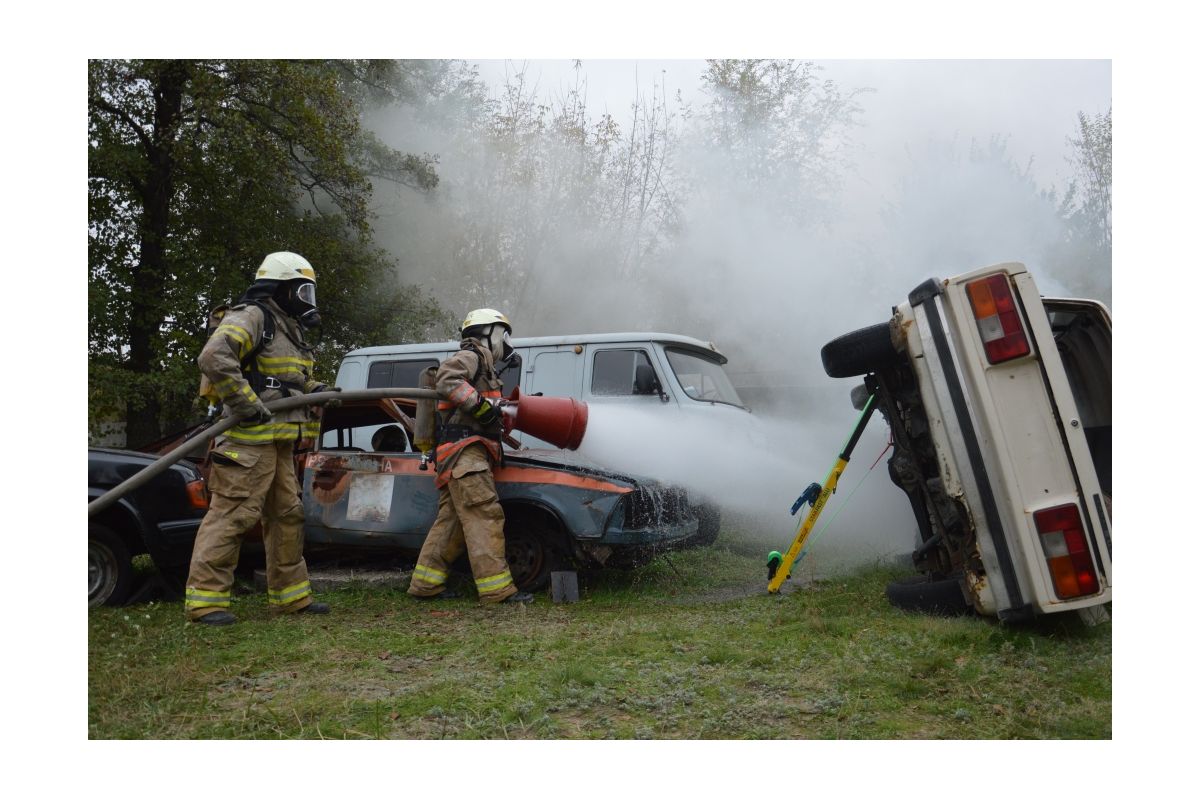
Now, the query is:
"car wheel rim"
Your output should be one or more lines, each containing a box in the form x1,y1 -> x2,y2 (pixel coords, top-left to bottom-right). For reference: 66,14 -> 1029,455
505,533 -> 545,589
89,541 -> 118,607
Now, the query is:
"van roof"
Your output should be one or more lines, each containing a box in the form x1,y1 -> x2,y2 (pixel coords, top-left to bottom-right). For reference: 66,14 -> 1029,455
345,332 -> 728,363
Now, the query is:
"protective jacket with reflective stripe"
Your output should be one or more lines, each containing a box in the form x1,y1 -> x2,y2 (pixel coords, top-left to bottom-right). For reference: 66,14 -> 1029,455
198,298 -> 323,444
433,339 -> 503,487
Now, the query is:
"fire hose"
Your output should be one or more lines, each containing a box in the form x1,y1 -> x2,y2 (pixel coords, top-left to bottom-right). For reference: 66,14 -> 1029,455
88,388 -> 437,518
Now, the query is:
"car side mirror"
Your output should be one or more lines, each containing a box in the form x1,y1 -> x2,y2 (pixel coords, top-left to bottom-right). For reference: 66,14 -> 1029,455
634,364 -> 664,397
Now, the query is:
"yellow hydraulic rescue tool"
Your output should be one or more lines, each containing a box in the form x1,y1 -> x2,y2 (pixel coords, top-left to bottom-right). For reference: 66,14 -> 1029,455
767,393 -> 878,593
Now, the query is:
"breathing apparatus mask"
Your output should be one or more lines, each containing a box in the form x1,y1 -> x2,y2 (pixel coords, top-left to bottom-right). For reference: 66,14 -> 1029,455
466,323 -> 517,372
486,324 -> 513,363
278,279 -> 321,329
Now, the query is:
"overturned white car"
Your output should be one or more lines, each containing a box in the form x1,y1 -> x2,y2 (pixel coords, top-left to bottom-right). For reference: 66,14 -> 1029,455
821,263 -> 1111,622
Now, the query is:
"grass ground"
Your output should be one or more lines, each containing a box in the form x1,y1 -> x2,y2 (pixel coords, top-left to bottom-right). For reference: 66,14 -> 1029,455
88,538 -> 1111,739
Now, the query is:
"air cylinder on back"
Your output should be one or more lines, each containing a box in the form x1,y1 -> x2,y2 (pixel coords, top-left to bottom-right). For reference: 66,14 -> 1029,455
413,365 -> 438,454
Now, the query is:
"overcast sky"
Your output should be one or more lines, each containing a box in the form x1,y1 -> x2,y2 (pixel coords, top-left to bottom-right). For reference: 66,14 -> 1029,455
474,59 -> 1111,192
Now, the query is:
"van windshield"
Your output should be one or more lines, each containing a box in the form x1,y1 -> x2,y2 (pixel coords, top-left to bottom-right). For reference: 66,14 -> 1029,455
665,348 -> 744,407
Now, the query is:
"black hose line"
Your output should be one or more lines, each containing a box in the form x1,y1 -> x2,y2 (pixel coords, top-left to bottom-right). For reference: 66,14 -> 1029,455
88,388 -> 437,518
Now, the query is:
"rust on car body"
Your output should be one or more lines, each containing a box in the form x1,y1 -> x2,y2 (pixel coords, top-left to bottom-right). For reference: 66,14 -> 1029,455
302,398 -> 702,589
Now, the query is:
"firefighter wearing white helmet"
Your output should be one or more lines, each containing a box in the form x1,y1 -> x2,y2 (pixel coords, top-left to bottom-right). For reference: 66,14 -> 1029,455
184,251 -> 336,626
407,307 -> 532,604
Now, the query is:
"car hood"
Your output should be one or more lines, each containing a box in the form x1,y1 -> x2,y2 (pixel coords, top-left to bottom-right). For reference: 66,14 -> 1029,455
504,447 -> 668,489
88,447 -> 202,480
89,446 -> 161,465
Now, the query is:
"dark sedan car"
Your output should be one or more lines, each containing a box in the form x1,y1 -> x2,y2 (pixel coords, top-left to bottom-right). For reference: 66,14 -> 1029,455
88,448 -> 209,606
303,398 -> 701,589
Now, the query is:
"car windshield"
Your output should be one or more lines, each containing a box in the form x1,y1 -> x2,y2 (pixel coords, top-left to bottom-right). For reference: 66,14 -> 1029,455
664,348 -> 744,407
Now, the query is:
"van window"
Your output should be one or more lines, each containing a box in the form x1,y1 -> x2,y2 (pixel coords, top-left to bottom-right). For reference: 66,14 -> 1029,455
665,348 -> 744,407
592,350 -> 660,396
366,359 -> 438,389
528,351 -> 576,398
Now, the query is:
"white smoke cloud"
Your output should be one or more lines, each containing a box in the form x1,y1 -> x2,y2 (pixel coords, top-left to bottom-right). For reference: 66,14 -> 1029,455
362,59 -> 1110,573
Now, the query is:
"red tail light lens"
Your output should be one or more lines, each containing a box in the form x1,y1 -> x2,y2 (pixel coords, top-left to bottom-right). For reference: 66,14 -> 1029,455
966,274 -> 1031,364
186,478 -> 209,509
1035,503 -> 1098,599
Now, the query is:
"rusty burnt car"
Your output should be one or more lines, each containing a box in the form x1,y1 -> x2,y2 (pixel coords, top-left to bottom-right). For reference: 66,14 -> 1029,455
303,397 -> 701,590
88,447 -> 209,606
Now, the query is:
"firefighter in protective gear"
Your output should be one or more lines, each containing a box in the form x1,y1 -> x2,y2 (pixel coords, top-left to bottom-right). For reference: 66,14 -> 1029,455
407,308 -> 533,604
184,252 -> 335,625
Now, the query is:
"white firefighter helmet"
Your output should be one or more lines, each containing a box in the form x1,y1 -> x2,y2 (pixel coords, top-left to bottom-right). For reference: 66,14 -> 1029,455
256,251 -> 317,283
461,308 -> 512,335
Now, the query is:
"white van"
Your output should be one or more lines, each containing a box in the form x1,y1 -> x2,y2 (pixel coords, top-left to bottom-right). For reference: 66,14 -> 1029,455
334,332 -> 751,545
820,263 -> 1111,622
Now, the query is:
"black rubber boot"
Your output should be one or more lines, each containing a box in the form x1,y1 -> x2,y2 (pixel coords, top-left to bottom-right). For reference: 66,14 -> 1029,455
195,610 -> 237,626
299,602 -> 330,615
413,589 -> 460,600
501,591 -> 534,604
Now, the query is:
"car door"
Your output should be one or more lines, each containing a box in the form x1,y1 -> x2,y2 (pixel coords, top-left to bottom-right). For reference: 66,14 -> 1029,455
302,401 -> 439,551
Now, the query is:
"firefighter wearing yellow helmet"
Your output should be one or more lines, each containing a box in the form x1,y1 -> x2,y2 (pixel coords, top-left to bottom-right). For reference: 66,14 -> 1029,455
407,308 -> 533,604
184,252 -> 336,625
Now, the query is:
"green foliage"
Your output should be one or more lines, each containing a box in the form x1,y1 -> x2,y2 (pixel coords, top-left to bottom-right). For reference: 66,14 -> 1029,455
89,59 -> 450,444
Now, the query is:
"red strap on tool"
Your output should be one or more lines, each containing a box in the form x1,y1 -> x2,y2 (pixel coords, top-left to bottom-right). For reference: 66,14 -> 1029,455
870,429 -> 894,470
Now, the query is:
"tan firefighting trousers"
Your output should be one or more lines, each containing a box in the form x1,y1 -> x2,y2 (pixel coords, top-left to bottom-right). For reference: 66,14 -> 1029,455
407,444 -> 518,603
184,439 -> 314,620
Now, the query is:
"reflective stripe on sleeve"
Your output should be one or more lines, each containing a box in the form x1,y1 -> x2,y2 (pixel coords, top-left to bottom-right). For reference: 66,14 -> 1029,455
215,324 -> 253,358
268,580 -> 312,606
448,381 -> 477,407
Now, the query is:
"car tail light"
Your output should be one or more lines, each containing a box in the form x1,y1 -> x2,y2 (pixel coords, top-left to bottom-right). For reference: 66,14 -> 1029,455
186,478 -> 209,509
966,274 -> 1031,364
1035,503 -> 1098,599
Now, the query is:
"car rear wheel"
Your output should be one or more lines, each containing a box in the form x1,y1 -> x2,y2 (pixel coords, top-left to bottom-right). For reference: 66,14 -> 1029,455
89,524 -> 134,607
821,322 -> 900,378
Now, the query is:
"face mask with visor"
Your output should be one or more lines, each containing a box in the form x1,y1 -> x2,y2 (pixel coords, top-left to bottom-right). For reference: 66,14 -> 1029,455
286,280 -> 321,329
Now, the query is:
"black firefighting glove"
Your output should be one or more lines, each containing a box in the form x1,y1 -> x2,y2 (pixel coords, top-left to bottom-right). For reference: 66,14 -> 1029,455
311,383 -> 341,394
471,397 -> 500,427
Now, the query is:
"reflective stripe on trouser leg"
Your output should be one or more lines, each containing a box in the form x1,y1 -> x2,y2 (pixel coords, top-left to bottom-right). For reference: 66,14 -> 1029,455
475,570 -> 514,595
408,489 -> 466,597
447,453 -> 517,603
268,580 -> 312,606
264,439 -> 313,613
184,443 -> 276,620
185,587 -> 232,610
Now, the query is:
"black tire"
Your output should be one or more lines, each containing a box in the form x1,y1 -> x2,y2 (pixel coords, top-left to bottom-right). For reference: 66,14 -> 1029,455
89,524 -> 134,607
885,574 -> 972,616
682,504 -> 721,548
505,522 -> 562,592
821,323 -> 899,378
